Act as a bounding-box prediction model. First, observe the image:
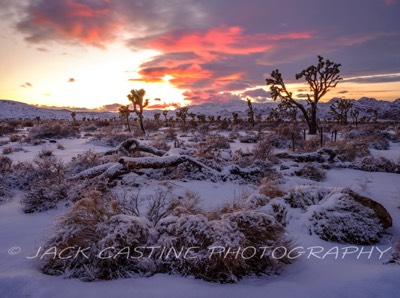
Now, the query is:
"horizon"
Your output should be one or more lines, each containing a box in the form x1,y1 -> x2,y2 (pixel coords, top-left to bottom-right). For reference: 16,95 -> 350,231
1,96 -> 398,114
1,0 -> 399,109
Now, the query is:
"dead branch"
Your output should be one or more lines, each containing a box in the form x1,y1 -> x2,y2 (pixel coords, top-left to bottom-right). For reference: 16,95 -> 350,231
104,138 -> 166,157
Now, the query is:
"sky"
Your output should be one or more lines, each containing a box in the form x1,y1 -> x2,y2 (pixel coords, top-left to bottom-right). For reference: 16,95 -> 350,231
0,0 -> 399,109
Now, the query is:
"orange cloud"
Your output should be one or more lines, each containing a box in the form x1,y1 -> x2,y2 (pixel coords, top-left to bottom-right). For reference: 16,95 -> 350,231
129,26 -> 314,103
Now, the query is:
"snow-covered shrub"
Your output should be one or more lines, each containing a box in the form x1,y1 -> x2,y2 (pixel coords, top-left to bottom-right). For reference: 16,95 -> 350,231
239,133 -> 258,143
284,186 -> 331,210
94,214 -> 157,279
355,156 -> 398,173
42,188 -> 294,283
301,136 -> 321,152
294,163 -> 326,181
20,156 -> 68,213
195,134 -> 230,160
42,192 -> 157,280
0,155 -> 12,174
38,148 -> 53,158
66,150 -> 103,176
149,135 -> 171,152
387,240 -> 400,265
88,132 -> 132,147
310,193 -> 384,245
333,140 -> 369,162
259,178 -> 284,199
29,122 -> 79,139
2,146 -> 14,155
156,209 -> 292,283
0,123 -> 16,136
282,186 -> 390,245
367,136 -> 390,150
252,138 -> 275,162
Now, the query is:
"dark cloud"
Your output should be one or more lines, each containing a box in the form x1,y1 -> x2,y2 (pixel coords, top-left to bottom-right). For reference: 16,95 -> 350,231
96,103 -> 123,112
21,82 -> 33,88
16,0 -> 120,47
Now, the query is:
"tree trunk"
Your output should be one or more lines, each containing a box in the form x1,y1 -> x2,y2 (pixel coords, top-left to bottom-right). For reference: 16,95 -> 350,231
309,104 -> 318,134
139,114 -> 145,134
126,116 -> 131,132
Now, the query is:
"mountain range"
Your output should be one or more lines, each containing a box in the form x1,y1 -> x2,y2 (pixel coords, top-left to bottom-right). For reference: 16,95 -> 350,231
0,97 -> 399,121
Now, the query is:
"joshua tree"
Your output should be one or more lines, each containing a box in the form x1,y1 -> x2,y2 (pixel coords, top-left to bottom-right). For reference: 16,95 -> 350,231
176,107 -> 189,124
197,114 -> 206,123
127,89 -> 149,134
350,109 -> 360,126
232,112 -> 240,125
119,104 -> 131,132
330,98 -> 353,125
70,111 -> 77,124
247,98 -> 255,127
154,113 -> 161,127
266,56 -> 342,134
162,110 -> 169,126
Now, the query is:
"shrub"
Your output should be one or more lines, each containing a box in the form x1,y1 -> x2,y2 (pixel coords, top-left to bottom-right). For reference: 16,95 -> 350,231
38,148 -> 53,158
150,136 -> 171,152
294,163 -> 326,181
281,186 -> 390,245
259,178 -> 284,199
157,210 -> 292,283
88,133 -> 132,147
66,150 -> 103,176
333,140 -> 369,162
41,190 -> 294,283
310,194 -> 384,245
2,146 -> 14,155
355,156 -> 399,173
252,138 -> 275,162
387,240 -> 400,265
0,155 -> 12,174
20,156 -> 68,213
29,122 -> 79,139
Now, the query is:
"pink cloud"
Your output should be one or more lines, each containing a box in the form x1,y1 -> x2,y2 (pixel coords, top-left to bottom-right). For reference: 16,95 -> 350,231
142,27 -> 313,62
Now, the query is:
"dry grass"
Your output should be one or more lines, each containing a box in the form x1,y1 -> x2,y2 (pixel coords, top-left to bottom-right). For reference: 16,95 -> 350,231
294,163 -> 326,182
259,178 -> 284,199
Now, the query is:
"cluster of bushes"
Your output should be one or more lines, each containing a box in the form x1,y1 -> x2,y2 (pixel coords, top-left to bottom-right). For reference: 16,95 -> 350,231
29,122 -> 79,139
41,191 -> 293,283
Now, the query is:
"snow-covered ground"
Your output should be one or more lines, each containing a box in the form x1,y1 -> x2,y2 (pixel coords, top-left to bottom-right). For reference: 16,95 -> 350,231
1,134 -> 399,298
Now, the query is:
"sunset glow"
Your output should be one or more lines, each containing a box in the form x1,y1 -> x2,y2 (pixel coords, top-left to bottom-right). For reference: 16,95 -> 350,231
0,0 -> 399,109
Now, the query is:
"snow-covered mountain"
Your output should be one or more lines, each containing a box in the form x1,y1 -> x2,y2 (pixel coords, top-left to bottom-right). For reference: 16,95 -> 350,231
0,100 -> 115,120
1,97 -> 399,120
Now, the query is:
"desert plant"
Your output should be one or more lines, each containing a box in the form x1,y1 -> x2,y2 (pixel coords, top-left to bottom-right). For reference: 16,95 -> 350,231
247,98 -> 255,127
294,163 -> 326,181
20,156 -> 68,213
127,89 -> 149,134
28,121 -> 79,139
118,105 -> 132,132
330,98 -> 353,125
266,56 -> 342,134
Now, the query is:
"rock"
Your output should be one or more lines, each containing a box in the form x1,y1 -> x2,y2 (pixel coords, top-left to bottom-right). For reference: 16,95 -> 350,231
345,189 -> 393,229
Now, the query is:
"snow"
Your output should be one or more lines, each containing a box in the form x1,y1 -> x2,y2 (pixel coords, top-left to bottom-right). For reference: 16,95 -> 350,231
1,117 -> 400,296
